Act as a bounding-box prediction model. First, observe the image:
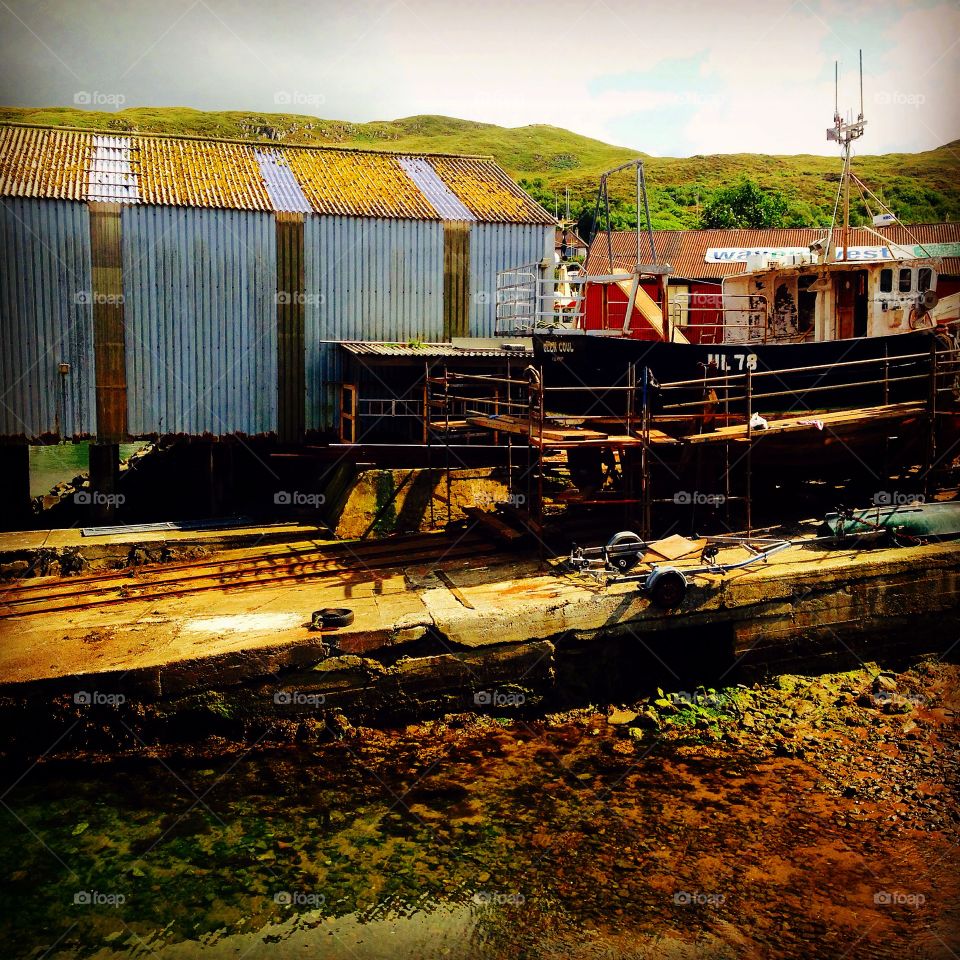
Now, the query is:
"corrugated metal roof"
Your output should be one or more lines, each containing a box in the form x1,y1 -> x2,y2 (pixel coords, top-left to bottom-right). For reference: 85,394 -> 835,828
286,147 -> 438,219
429,156 -> 545,224
398,157 -> 476,221
88,135 -> 139,202
0,124 -> 555,224
341,341 -> 526,358
254,149 -> 312,213
586,225 -> 960,279
136,137 -> 273,210
0,126 -> 92,200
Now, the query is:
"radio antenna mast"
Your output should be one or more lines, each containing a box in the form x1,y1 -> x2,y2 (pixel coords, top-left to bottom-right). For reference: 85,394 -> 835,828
826,51 -> 867,261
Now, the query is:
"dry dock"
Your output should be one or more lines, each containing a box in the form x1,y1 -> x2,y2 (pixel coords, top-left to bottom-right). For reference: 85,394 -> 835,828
1,526 -> 958,753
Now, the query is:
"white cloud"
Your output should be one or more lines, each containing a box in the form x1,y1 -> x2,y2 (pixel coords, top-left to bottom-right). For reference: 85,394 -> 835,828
0,0 -> 955,156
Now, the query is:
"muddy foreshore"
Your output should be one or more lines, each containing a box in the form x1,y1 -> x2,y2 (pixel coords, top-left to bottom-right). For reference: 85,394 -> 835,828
0,658 -> 957,959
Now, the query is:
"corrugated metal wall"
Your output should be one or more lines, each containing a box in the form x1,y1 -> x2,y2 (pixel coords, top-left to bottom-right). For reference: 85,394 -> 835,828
0,198 -> 94,440
1,202 -> 551,440
304,215 -> 445,431
469,223 -> 553,336
121,206 -> 277,436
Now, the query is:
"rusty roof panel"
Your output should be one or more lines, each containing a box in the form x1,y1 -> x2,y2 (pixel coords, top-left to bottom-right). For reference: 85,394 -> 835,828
429,156 -> 554,225
285,148 -> 438,219
586,225 -> 960,279
0,124 -> 556,223
137,138 -> 272,210
0,126 -> 92,200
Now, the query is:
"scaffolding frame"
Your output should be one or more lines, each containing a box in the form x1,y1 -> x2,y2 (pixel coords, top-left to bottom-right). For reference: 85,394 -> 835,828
422,330 -> 959,542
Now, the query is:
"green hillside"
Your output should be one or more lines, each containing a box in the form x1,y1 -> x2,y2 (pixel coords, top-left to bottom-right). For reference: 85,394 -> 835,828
2,106 -> 957,228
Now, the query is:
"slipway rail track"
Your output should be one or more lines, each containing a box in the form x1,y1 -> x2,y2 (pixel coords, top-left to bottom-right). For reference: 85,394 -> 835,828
0,530 -> 500,618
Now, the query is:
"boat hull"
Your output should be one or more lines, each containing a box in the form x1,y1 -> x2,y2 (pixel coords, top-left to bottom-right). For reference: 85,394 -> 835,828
533,330 -> 945,417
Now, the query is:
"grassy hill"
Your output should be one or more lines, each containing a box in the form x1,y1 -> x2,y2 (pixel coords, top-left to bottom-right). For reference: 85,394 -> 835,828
1,106 -> 957,228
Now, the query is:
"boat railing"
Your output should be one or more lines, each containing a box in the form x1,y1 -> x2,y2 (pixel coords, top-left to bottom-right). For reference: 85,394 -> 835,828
667,293 -> 772,344
655,342 -> 959,411
494,262 -> 588,335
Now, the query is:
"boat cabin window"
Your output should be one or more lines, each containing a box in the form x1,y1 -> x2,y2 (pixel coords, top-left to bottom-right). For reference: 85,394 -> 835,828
918,267 -> 933,292
898,268 -> 912,293
879,268 -> 893,293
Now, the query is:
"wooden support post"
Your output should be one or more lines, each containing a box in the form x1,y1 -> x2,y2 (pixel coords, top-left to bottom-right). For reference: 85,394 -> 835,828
0,444 -> 32,530
88,441 -> 120,525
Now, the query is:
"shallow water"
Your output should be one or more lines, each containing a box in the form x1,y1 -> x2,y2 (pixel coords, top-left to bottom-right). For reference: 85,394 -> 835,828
29,442 -> 146,498
0,717 -> 954,959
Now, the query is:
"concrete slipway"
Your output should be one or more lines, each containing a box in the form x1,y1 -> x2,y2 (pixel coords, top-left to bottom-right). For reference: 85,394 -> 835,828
0,531 -> 958,748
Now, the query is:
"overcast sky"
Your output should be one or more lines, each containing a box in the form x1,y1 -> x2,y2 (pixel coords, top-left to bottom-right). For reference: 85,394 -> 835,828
0,0 -> 957,156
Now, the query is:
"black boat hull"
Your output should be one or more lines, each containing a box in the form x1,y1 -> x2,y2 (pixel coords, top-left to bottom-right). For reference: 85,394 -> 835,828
533,330 -> 945,417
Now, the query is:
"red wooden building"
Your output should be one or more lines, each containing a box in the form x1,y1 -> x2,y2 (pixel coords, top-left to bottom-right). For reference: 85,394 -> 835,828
583,224 -> 960,342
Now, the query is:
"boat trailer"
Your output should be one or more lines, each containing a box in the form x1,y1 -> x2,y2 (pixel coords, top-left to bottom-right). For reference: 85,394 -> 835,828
567,532 -> 794,608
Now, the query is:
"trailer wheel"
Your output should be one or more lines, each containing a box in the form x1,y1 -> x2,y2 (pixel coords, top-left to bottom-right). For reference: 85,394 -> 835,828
606,531 -> 645,571
645,568 -> 687,609
311,607 -> 355,630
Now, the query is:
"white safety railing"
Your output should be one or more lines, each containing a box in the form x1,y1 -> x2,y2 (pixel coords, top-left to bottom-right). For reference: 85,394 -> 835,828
495,262 -> 588,335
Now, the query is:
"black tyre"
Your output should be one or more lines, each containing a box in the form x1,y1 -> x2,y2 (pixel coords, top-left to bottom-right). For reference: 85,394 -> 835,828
606,531 -> 645,572
645,568 -> 687,609
311,607 -> 355,629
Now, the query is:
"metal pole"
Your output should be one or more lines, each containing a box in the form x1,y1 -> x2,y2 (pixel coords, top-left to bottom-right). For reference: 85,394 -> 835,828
745,366 -> 753,533
638,162 -> 656,264
604,182 -> 614,273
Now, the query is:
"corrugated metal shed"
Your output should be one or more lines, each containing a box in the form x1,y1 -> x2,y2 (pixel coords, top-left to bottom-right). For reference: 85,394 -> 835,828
586,225 -> 960,279
0,198 -> 95,439
0,124 -> 555,224
121,205 -> 277,436
303,215 -> 445,430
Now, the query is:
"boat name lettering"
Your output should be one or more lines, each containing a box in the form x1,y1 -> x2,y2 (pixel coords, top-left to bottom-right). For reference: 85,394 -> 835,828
706,353 -> 758,372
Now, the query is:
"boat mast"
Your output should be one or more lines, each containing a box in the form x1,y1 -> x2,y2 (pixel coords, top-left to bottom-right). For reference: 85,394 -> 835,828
828,51 -> 866,262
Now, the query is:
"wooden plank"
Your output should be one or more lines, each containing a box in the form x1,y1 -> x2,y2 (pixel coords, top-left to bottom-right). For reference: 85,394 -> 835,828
463,507 -> 525,542
683,402 -> 925,445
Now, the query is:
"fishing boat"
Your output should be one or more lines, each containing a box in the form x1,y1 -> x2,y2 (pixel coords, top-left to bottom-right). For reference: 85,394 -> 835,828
493,56 -> 960,466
